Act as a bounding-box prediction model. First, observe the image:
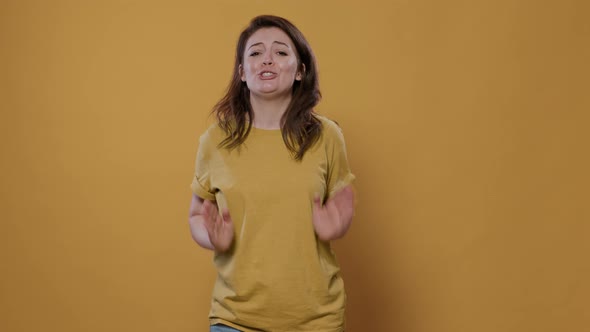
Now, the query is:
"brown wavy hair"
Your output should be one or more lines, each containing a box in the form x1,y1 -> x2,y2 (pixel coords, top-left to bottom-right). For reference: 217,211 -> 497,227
213,15 -> 322,161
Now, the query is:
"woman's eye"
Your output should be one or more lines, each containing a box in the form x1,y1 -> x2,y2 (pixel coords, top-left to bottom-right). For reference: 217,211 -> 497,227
277,51 -> 288,56
249,51 -> 260,56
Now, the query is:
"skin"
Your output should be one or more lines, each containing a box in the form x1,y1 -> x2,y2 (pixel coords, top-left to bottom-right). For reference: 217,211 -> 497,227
312,186 -> 355,242
188,196 -> 233,252
240,27 -> 303,129
188,27 -> 355,253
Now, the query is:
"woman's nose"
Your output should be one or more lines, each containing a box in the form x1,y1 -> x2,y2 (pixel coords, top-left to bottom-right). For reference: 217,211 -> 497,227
263,52 -> 273,65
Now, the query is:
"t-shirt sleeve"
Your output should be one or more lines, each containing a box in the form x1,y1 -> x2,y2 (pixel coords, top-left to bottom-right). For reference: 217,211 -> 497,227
325,120 -> 355,200
190,129 -> 217,201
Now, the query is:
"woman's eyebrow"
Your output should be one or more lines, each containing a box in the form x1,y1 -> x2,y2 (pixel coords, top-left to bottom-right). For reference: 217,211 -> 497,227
272,41 -> 290,48
247,41 -> 291,50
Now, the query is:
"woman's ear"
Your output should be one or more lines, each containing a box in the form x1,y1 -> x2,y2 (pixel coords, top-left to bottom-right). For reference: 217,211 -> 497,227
239,64 -> 246,82
296,63 -> 306,81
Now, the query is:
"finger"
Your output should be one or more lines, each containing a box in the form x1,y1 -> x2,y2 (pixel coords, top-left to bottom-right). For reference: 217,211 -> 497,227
211,204 -> 220,222
215,213 -> 224,228
333,186 -> 353,208
341,185 -> 353,197
221,208 -> 232,224
201,199 -> 210,215
333,186 -> 351,200
344,187 -> 355,212
203,211 -> 214,233
202,200 -> 217,230
313,193 -> 322,207
337,187 -> 355,217
202,200 -> 212,222
347,187 -> 355,206
205,200 -> 217,216
207,201 -> 219,222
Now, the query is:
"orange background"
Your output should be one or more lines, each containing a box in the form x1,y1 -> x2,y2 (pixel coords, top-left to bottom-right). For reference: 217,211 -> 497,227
1,1 -> 588,331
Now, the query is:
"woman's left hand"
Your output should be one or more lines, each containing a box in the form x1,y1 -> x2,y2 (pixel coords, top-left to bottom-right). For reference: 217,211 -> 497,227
312,185 -> 355,241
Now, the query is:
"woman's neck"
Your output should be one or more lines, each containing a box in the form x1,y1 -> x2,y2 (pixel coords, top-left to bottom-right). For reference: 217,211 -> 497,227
249,93 -> 292,130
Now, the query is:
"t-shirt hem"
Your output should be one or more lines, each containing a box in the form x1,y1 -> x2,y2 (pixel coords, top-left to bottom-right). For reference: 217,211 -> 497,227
209,318 -> 345,332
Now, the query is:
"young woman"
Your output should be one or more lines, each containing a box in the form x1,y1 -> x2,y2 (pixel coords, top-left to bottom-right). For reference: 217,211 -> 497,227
188,15 -> 355,332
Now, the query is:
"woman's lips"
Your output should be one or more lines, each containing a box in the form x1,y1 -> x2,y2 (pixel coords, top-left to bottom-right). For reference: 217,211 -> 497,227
259,71 -> 277,80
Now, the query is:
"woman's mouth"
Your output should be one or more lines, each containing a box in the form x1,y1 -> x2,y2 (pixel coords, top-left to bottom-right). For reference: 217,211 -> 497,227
259,71 -> 277,79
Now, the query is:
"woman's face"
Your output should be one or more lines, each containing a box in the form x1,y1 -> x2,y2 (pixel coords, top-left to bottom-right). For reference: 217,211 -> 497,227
241,27 -> 302,100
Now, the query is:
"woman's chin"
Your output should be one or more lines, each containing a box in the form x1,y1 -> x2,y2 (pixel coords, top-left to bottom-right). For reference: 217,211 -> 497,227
251,88 -> 292,100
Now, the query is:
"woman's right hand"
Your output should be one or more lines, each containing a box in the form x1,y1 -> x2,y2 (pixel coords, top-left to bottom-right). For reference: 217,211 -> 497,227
201,199 -> 235,253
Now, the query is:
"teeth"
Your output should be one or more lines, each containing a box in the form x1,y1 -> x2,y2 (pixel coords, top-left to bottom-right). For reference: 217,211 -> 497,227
262,72 -> 274,77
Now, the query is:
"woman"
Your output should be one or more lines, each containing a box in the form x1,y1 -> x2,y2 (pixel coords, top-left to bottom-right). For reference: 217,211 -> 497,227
188,15 -> 355,332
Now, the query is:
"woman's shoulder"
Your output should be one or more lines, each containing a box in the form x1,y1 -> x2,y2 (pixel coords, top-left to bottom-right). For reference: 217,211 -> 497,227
197,122 -> 226,148
315,114 -> 346,140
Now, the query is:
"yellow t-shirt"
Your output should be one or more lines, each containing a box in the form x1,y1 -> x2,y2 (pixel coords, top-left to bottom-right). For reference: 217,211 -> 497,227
191,115 -> 355,332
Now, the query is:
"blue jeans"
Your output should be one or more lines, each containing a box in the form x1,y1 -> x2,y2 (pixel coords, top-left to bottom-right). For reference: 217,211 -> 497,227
210,323 -> 242,332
